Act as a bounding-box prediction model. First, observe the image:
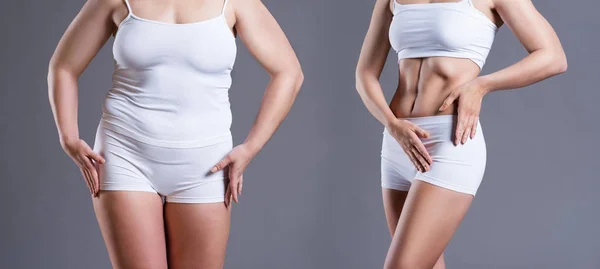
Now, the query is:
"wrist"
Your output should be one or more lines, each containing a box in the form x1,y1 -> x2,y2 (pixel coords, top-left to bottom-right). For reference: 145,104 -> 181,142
242,140 -> 263,155
59,134 -> 79,146
385,117 -> 407,133
383,115 -> 399,129
475,76 -> 493,95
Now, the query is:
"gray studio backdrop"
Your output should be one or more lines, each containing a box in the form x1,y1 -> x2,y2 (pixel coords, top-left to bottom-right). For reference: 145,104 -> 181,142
1,0 -> 598,268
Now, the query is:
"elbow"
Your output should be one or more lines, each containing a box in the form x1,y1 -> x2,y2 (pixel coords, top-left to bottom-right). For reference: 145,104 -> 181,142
47,54 -> 81,82
286,66 -> 303,97
47,59 -> 60,92
555,55 -> 568,74
355,67 -> 368,95
47,58 -> 58,82
548,49 -> 568,75
295,68 -> 304,92
47,59 -> 72,84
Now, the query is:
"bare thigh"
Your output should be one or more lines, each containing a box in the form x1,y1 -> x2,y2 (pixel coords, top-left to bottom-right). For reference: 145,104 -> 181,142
382,188 -> 409,235
383,181 -> 473,269
92,191 -> 167,269
164,202 -> 231,269
383,188 -> 446,269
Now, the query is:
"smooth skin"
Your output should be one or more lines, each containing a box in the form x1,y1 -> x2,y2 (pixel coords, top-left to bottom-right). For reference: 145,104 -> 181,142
48,0 -> 303,268
356,0 -> 566,268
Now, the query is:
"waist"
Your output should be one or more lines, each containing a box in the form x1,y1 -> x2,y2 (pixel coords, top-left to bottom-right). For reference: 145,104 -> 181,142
390,58 -> 480,117
383,114 -> 484,139
100,107 -> 232,148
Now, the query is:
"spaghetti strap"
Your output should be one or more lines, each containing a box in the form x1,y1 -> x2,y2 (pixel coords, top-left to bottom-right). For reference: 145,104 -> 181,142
123,0 -> 133,15
221,0 -> 230,14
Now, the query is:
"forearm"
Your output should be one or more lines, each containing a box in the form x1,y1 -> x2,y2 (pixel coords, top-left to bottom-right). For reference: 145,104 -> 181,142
243,71 -> 303,153
48,66 -> 80,145
479,48 -> 567,94
355,73 -> 397,128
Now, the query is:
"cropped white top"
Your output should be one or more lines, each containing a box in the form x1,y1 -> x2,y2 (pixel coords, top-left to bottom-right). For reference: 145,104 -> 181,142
101,0 -> 237,148
389,0 -> 498,69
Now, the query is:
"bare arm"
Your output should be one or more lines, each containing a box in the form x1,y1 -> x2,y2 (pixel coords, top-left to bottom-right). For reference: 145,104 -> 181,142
48,0 -> 118,144
235,0 -> 304,154
440,0 -> 567,145
479,0 -> 568,92
355,0 -> 396,127
355,0 -> 433,173
212,0 -> 303,205
47,0 -> 119,196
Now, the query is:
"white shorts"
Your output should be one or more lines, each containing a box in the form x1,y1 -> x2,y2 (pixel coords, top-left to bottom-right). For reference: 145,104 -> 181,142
92,124 -> 232,203
381,115 -> 487,196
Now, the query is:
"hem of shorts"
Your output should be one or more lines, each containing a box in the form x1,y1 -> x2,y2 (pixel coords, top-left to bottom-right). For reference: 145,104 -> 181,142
100,115 -> 232,148
166,196 -> 226,203
381,182 -> 411,191
415,174 -> 477,196
100,184 -> 157,193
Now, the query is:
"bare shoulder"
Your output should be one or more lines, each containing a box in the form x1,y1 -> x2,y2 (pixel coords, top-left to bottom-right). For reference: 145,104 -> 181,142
490,0 -> 519,6
86,0 -> 124,10
231,0 -> 262,10
489,0 -> 535,9
229,0 -> 273,23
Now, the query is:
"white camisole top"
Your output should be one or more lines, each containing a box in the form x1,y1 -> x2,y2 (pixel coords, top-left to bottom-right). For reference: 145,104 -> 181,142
389,0 -> 498,70
101,0 -> 237,148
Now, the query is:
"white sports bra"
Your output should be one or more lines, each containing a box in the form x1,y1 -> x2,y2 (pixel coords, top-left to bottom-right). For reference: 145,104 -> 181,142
101,0 -> 237,148
389,0 -> 498,69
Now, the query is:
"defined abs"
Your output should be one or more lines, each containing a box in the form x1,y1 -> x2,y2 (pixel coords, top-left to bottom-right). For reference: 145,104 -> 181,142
389,57 -> 480,118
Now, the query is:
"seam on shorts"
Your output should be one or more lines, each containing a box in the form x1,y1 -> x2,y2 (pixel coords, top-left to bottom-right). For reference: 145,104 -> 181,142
166,196 -> 225,203
100,183 -> 157,193
415,174 -> 477,196
382,182 -> 411,191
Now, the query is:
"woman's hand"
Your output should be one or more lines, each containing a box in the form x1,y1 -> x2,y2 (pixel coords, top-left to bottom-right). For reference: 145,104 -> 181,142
61,138 -> 105,197
439,78 -> 488,145
387,119 -> 433,173
211,143 -> 258,207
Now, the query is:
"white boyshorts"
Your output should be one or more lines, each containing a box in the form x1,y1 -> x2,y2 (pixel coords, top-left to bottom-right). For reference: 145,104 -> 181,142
381,115 -> 487,196
92,124 -> 231,203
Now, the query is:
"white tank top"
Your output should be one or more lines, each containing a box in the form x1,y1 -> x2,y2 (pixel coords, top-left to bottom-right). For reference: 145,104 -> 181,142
101,0 -> 237,148
389,0 -> 498,69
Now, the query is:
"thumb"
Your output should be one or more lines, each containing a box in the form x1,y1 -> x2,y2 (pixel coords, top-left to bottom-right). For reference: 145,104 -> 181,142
439,92 -> 458,111
89,151 -> 106,164
83,143 -> 105,164
211,156 -> 232,173
413,126 -> 430,138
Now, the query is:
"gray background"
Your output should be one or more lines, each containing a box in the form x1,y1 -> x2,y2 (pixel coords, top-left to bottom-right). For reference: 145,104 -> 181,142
0,0 -> 598,268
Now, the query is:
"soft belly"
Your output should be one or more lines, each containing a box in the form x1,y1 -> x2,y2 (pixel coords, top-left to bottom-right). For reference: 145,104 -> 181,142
102,69 -> 232,142
389,57 -> 481,118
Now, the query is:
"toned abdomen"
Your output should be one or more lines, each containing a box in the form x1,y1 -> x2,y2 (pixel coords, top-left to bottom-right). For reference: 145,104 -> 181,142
389,57 -> 481,118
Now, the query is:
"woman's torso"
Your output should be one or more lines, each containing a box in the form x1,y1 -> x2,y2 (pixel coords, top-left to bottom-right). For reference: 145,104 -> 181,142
102,0 -> 237,147
388,0 -> 501,118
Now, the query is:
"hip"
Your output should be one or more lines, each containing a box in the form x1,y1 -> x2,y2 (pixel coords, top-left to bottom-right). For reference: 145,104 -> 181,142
382,115 -> 487,171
